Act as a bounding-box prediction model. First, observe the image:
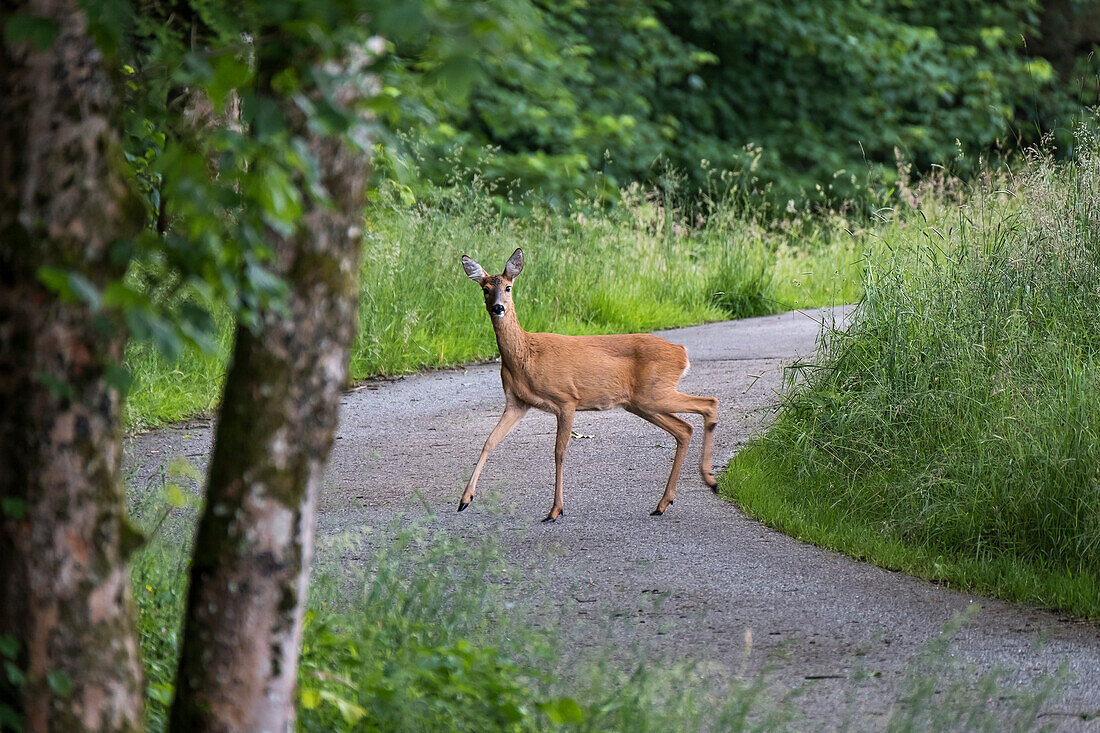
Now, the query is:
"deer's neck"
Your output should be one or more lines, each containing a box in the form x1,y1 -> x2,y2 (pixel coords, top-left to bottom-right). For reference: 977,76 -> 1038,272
492,308 -> 530,371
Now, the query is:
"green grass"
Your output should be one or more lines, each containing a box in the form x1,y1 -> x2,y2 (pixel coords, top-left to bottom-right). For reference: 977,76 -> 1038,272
123,320 -> 230,428
722,141 -> 1100,619
122,179 -> 884,430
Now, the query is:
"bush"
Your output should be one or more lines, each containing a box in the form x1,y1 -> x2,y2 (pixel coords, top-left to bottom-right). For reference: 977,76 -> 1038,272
376,0 -> 1100,204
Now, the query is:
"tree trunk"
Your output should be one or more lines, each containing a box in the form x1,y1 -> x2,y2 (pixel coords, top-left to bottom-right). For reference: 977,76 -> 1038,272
0,2 -> 144,730
169,118 -> 368,730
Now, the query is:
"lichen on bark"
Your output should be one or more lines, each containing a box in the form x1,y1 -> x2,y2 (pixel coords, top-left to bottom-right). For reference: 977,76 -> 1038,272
0,1 -> 145,730
169,73 -> 371,732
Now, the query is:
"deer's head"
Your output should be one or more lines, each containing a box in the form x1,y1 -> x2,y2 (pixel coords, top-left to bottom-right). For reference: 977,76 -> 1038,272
461,248 -> 523,319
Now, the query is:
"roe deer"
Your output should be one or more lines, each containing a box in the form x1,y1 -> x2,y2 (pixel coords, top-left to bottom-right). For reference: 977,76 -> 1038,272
457,248 -> 718,521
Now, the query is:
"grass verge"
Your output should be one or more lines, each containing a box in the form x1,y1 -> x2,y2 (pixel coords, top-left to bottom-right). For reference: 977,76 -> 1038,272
721,140 -> 1100,619
723,447 -> 1099,618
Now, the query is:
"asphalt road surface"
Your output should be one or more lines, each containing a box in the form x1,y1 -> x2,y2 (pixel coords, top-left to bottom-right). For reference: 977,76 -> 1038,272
128,307 -> 1100,730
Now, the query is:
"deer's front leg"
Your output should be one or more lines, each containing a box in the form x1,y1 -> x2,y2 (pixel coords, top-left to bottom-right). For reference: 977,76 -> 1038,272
544,405 -> 575,522
459,397 -> 528,512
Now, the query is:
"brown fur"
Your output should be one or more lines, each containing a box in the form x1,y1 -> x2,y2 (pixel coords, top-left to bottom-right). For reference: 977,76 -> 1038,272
459,248 -> 718,520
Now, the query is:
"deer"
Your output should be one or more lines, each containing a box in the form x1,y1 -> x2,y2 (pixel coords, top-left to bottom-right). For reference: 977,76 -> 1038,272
457,248 -> 719,522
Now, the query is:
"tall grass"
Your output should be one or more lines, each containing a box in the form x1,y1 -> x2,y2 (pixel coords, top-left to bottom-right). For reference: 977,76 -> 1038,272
724,138 -> 1100,618
123,177 -> 877,429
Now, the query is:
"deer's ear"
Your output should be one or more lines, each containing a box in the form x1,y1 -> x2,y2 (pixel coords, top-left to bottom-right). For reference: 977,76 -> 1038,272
462,255 -> 486,281
504,248 -> 523,279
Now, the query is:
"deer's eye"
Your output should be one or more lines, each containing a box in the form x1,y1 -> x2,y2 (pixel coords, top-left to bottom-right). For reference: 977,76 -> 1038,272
505,286 -> 511,292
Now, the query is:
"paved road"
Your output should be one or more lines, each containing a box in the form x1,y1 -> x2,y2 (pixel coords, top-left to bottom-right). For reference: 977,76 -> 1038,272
128,307 -> 1100,730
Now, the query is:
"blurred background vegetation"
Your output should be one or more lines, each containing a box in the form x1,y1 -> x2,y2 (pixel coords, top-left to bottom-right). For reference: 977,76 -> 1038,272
367,0 -> 1100,207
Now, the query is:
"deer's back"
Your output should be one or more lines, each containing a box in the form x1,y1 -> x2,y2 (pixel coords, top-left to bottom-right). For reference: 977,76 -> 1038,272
504,332 -> 688,412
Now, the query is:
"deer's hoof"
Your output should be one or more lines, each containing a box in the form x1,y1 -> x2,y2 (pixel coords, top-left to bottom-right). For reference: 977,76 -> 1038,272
541,515 -> 556,523
651,500 -> 673,516
458,500 -> 471,512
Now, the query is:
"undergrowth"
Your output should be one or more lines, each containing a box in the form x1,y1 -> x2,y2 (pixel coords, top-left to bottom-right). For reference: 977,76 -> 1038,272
723,136 -> 1100,618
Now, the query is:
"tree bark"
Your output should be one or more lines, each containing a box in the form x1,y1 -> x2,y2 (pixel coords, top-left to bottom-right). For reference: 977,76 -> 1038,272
0,1 -> 144,730
169,110 -> 369,730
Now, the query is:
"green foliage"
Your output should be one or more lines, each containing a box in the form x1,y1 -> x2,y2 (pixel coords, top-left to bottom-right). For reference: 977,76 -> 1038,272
3,13 -> 59,52
91,0 -> 1100,428
122,315 -> 230,430
298,528 -> 783,732
26,0 -> 386,380
53,0 -> 1100,407
126,457 -> 202,730
380,0 -> 1099,204
0,634 -> 24,732
725,131 -> 1100,618
375,0 -> 716,204
127,486 -> 764,732
656,0 -> 1061,199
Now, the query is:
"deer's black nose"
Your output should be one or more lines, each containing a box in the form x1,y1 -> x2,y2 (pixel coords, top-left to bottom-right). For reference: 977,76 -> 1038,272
490,304 -> 505,316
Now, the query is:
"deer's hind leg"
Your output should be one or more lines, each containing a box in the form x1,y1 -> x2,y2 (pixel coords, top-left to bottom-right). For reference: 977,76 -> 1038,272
628,408 -> 693,515
642,392 -> 719,491
686,394 -> 719,490
459,396 -> 528,511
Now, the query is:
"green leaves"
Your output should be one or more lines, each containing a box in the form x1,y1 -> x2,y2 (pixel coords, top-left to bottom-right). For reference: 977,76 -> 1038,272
241,92 -> 287,140
125,307 -> 184,361
245,158 -> 302,235
0,498 -> 27,520
315,690 -> 367,724
105,0 -> 384,361
538,696 -> 585,724
376,0 -> 1094,206
38,268 -> 102,311
0,635 -> 24,733
46,670 -> 72,698
209,56 -> 252,109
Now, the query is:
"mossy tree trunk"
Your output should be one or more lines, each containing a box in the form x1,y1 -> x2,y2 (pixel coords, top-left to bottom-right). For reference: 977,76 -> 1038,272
168,105 -> 368,730
0,1 -> 144,730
